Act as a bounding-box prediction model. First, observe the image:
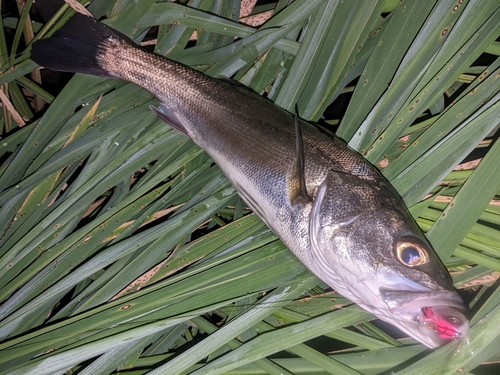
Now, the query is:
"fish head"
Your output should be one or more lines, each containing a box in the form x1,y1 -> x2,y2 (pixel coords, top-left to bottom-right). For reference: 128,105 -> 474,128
308,171 -> 469,348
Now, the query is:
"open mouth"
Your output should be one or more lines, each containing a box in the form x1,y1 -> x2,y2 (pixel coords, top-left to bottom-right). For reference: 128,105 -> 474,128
379,288 -> 469,347
415,305 -> 469,340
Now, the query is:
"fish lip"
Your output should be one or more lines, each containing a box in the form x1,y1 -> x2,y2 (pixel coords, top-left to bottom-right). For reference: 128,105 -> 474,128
378,288 -> 469,347
379,288 -> 468,315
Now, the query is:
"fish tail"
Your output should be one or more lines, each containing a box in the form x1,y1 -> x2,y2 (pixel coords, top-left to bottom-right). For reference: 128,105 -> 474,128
31,9 -> 136,79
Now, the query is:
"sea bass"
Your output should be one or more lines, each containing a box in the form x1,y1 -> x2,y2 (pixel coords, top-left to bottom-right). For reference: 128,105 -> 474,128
31,6 -> 469,348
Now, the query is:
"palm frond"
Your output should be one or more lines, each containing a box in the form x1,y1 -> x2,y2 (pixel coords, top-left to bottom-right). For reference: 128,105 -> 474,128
0,1 -> 499,374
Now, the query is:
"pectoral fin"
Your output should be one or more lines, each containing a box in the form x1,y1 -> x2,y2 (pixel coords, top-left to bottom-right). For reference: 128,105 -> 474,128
289,114 -> 311,207
150,104 -> 188,135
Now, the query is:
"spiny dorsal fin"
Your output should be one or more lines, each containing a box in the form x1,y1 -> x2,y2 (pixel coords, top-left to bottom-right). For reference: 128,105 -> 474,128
290,112 -> 311,207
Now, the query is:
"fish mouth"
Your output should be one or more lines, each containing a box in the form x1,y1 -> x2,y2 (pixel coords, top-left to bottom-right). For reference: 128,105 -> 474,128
379,289 -> 469,348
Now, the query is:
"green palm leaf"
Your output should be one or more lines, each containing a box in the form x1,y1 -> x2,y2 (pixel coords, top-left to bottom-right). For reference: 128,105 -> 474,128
0,0 -> 499,374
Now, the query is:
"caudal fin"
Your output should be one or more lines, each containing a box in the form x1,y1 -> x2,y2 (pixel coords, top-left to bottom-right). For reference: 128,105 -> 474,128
31,5 -> 135,78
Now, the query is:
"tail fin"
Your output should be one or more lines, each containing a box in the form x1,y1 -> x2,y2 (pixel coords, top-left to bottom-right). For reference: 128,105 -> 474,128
31,8 -> 136,78
36,0 -> 65,21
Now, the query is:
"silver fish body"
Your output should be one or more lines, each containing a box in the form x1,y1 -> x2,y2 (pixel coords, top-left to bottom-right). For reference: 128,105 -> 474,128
31,9 -> 468,348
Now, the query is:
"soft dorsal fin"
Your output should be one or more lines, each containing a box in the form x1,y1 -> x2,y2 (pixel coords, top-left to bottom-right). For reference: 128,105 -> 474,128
150,104 -> 188,135
290,113 -> 311,207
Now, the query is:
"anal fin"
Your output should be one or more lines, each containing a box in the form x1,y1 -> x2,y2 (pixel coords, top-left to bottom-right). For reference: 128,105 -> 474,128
150,104 -> 188,135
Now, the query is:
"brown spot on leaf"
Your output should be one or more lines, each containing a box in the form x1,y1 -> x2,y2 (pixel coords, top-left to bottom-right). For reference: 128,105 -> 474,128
399,135 -> 410,142
378,159 -> 389,168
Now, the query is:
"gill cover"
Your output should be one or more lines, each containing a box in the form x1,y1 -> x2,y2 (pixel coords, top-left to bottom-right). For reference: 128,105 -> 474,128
308,171 -> 366,284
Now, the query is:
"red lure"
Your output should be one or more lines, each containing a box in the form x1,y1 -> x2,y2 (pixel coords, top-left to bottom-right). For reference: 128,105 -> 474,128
421,306 -> 460,339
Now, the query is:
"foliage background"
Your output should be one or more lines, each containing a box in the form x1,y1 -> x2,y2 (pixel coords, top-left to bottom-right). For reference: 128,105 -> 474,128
0,0 -> 499,374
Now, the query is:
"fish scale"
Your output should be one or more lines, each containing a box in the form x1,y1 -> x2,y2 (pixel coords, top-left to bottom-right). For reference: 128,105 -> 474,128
31,2 -> 469,348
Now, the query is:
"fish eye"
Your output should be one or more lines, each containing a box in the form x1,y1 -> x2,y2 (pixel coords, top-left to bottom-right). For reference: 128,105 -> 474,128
396,242 -> 428,266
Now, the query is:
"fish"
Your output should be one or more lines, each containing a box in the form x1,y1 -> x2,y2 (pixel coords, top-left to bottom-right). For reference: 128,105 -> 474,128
30,3 -> 469,348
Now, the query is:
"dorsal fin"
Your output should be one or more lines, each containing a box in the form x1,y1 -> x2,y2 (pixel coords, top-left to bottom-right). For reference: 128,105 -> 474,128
150,104 -> 188,135
290,112 -> 311,207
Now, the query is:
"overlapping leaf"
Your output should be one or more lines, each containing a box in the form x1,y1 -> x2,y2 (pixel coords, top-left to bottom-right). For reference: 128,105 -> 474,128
0,1 -> 499,374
